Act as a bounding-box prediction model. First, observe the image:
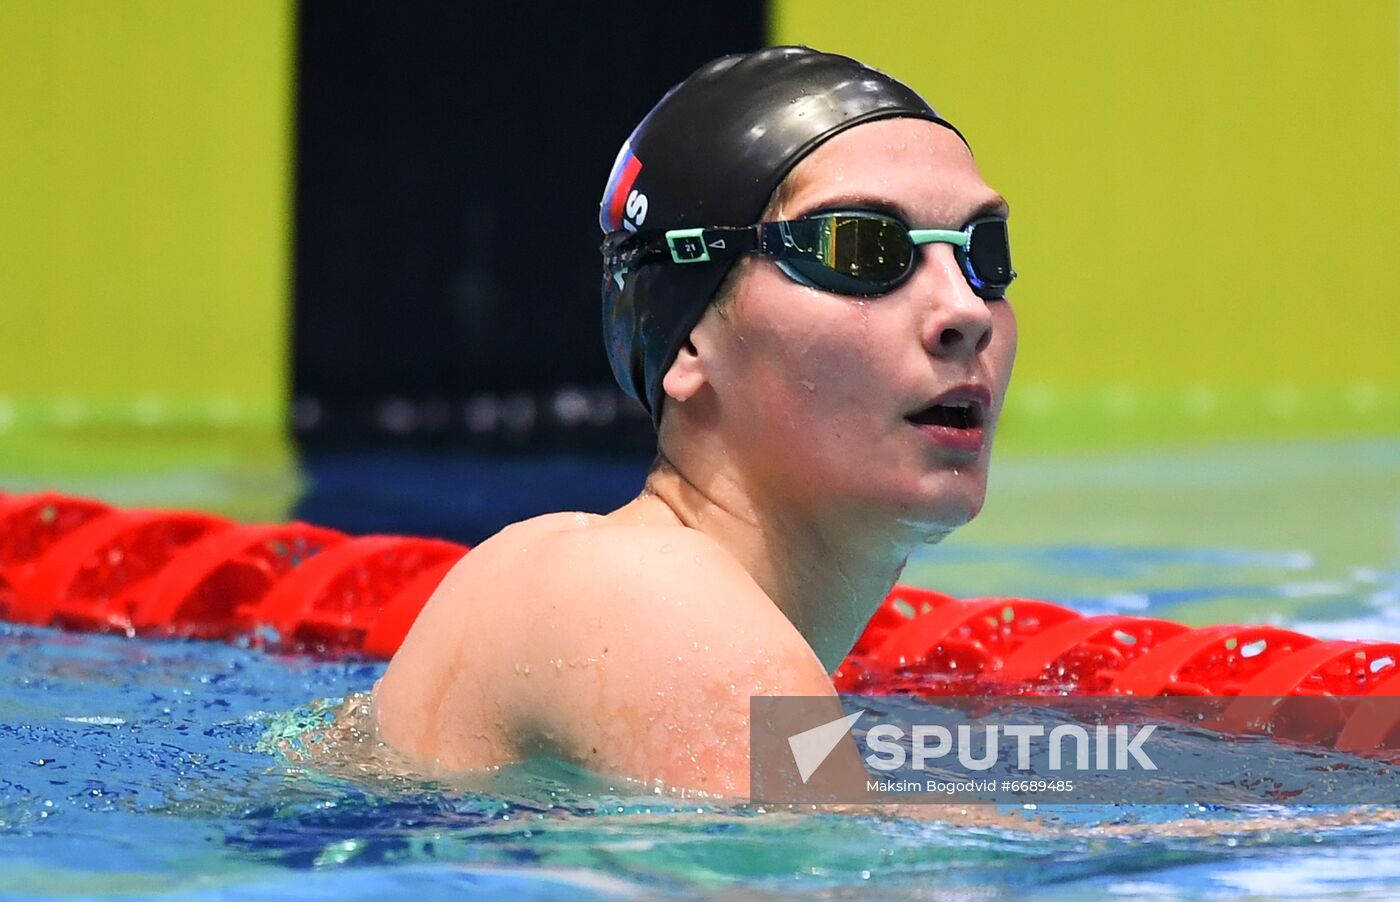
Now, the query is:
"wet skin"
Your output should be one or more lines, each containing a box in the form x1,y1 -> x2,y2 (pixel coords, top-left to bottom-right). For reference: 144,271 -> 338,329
372,118 -> 1018,796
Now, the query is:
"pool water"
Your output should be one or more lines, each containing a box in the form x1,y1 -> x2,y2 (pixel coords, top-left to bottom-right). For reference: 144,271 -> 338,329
2,438 -> 1398,899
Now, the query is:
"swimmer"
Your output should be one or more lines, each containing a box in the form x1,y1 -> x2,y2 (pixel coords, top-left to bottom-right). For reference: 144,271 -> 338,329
371,46 -> 1018,797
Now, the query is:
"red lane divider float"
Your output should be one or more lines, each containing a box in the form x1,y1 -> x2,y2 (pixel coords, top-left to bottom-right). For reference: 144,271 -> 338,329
247,534 -> 465,654
0,492 -> 467,656
0,492 -> 113,619
6,508 -> 234,628
1,491 -> 1397,757
128,521 -> 349,639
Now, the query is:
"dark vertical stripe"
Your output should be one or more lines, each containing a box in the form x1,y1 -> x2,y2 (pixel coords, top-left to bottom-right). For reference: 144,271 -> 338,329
292,0 -> 765,452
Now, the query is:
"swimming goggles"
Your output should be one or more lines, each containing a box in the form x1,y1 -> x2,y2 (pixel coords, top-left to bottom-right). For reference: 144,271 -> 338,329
603,209 -> 1015,299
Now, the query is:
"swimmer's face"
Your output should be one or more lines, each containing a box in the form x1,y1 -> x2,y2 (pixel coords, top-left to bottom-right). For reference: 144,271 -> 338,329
688,117 -> 1018,532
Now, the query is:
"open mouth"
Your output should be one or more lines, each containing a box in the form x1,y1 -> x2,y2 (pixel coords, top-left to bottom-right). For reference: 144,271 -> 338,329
906,399 -> 985,430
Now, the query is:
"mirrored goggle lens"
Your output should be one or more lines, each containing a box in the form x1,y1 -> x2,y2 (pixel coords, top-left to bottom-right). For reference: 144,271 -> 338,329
772,215 -> 915,294
963,219 -> 1014,297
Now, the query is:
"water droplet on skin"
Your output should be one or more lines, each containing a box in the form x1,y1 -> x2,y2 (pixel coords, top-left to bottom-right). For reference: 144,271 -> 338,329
659,544 -> 673,554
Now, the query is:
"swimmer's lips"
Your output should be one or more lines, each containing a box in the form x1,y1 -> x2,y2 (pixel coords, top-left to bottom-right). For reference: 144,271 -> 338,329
905,387 -> 990,453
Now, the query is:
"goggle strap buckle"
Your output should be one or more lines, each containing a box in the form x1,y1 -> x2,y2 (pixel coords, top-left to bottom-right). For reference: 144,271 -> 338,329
664,227 -> 756,264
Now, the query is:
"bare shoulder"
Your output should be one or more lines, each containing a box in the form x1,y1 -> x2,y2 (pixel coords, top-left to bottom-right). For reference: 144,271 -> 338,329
434,513 -> 821,668
374,512 -> 832,796
533,521 -> 829,683
371,511 -> 604,762
515,521 -> 836,795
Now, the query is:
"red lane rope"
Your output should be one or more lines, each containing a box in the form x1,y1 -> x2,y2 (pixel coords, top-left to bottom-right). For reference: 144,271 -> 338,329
2,491 -> 1397,757
0,492 -> 469,654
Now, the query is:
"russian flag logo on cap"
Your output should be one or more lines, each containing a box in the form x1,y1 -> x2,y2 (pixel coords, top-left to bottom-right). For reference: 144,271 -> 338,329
600,142 -> 644,232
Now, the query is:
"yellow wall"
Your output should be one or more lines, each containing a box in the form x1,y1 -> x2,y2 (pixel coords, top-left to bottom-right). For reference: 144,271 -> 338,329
774,0 -> 1400,446
1,2 -> 1393,456
0,0 -> 292,436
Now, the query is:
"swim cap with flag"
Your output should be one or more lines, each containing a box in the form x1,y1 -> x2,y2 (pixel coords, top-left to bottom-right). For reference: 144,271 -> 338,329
599,46 -> 967,424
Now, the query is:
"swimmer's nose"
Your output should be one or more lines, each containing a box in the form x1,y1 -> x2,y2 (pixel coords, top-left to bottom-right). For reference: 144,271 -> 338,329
917,244 -> 995,359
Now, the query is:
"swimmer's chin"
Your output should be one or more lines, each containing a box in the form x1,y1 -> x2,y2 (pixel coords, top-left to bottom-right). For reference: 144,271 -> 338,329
895,498 -> 986,545
891,516 -> 957,545
895,487 -> 986,533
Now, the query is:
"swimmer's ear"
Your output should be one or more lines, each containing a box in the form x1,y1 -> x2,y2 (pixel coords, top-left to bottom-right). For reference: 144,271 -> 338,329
661,336 -> 707,404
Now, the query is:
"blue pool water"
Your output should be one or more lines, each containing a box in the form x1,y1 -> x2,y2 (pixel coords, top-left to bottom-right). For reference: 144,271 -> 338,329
2,439 -> 1398,899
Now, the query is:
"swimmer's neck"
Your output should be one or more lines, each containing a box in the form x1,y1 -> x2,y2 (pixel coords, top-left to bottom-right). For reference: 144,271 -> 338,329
620,457 -> 941,671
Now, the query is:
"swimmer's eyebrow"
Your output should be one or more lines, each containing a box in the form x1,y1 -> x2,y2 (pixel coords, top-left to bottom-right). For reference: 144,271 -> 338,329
971,194 -> 1012,220
788,193 -> 1011,224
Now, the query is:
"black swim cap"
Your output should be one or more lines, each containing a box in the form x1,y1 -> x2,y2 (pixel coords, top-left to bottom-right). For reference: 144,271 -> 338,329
599,46 -> 966,423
